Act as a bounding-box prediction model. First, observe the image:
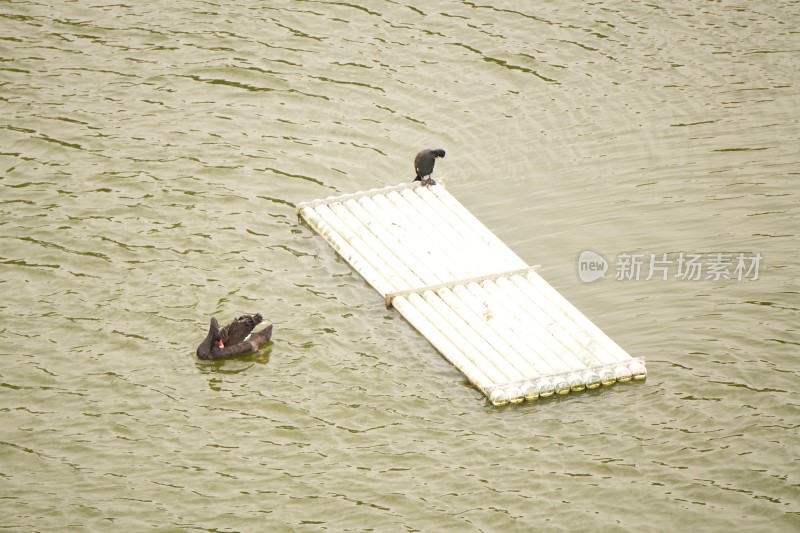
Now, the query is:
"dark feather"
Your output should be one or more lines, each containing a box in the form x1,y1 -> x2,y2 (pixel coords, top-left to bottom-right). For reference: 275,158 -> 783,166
220,313 -> 262,346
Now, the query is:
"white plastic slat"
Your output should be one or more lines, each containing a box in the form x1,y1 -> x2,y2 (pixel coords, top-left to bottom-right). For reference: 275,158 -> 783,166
392,295 -> 496,394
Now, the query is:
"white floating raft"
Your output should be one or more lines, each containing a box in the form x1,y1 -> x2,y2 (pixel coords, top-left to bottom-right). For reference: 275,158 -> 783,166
297,181 -> 646,405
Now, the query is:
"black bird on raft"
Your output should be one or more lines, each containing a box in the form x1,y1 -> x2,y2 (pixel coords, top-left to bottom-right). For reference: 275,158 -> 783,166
196,313 -> 273,360
413,148 -> 446,186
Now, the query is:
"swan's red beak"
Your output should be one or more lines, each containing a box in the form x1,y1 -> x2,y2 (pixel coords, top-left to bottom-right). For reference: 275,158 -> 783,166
217,340 -> 224,348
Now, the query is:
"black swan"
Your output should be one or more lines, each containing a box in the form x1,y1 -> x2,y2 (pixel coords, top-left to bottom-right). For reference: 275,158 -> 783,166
413,148 -> 446,186
196,313 -> 273,360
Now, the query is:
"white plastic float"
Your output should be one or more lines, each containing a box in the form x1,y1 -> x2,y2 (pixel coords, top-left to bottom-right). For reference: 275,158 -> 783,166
297,180 -> 645,405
